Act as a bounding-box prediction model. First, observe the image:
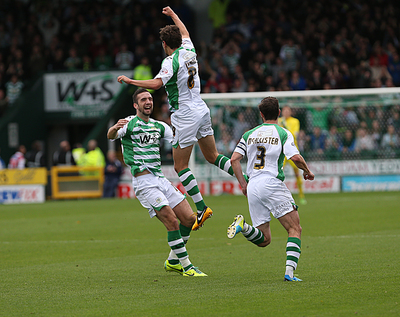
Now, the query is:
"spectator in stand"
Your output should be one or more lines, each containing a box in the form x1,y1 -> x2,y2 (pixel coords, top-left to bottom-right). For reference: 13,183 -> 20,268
38,16 -> 60,47
64,47 -> 81,71
388,51 -> 400,86
387,107 -> 400,130
29,45 -> 46,77
309,126 -> 326,156
381,125 -> 399,149
8,145 -> 26,169
297,130 -> 308,153
233,112 -> 251,142
307,105 -> 332,132
370,120 -> 382,149
325,125 -> 342,151
53,140 -> 76,166
308,68 -> 323,90
72,143 -> 85,165
103,150 -> 122,198
216,130 -> 236,157
204,71 -> 219,93
94,48 -> 113,70
79,139 -> 105,170
341,129 -> 356,154
48,48 -> 65,71
231,77 -> 247,92
115,43 -> 134,70
354,127 -> 375,155
133,56 -> 153,91
271,57 -> 286,84
82,55 -> 92,71
221,40 -> 241,74
26,140 -> 45,168
0,88 -> 8,116
208,0 -> 231,29
279,38 -> 301,72
0,147 -> 5,169
289,70 -> 307,90
317,47 -> 334,71
5,75 -> 23,106
218,65 -> 233,91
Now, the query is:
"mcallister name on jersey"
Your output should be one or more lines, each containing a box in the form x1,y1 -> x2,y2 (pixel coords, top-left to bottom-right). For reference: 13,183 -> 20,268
247,137 -> 279,145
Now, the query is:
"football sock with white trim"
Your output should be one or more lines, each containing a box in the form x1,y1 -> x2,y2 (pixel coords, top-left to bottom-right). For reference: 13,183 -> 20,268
285,237 -> 301,278
178,168 -> 205,213
167,230 -> 193,271
167,224 -> 192,265
214,154 -> 234,176
241,223 -> 265,245
214,154 -> 249,182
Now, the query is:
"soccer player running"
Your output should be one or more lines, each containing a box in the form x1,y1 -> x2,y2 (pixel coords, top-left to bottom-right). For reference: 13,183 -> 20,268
107,88 -> 207,277
278,106 -> 307,204
227,97 -> 314,281
117,6 -> 240,231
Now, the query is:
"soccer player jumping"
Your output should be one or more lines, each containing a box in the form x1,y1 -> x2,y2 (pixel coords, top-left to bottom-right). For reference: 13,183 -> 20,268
117,7 -> 239,230
227,97 -> 314,281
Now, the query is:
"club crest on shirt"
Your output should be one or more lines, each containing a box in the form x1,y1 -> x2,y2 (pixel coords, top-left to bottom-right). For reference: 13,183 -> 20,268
137,132 -> 160,144
257,129 -> 273,137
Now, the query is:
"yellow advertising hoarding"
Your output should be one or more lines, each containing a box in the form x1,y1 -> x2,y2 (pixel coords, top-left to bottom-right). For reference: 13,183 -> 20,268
0,168 -> 47,185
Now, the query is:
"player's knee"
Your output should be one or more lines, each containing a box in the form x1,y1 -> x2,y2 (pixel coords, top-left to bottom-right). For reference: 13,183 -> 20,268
202,151 -> 218,164
205,155 -> 216,164
174,163 -> 186,174
288,224 -> 302,237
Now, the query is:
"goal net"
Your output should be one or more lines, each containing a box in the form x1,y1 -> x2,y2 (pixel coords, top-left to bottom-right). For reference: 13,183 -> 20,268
196,87 -> 400,163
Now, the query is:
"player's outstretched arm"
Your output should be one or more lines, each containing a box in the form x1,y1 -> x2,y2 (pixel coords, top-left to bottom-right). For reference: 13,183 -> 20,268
231,152 -> 247,196
117,75 -> 163,90
107,119 -> 129,139
290,154 -> 315,180
162,6 -> 190,38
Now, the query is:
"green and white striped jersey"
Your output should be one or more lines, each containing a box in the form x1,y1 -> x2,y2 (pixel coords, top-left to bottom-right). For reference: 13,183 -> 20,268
234,123 -> 299,181
155,38 -> 209,119
115,115 -> 173,177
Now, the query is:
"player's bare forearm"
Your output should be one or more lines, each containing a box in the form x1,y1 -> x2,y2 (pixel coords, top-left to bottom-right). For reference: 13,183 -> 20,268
107,119 -> 128,139
162,6 -> 190,38
117,76 -> 163,90
231,152 -> 247,195
290,154 -> 315,180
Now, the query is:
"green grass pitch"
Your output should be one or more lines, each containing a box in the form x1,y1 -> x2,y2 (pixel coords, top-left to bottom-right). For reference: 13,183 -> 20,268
1,192 -> 399,316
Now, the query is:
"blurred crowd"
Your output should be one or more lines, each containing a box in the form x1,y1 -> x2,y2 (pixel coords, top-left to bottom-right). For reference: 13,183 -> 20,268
1,139 -> 122,197
0,0 -> 399,161
202,0 -> 400,92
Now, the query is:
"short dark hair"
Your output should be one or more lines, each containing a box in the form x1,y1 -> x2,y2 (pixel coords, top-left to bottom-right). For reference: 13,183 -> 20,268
258,97 -> 280,120
133,88 -> 150,104
160,25 -> 182,50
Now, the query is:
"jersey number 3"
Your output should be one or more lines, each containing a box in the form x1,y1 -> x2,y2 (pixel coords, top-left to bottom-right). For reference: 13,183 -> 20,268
254,146 -> 266,169
187,67 -> 197,89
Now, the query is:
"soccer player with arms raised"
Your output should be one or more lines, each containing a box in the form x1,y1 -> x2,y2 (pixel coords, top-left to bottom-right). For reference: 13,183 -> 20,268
227,97 -> 314,281
107,88 -> 207,277
117,6 -> 242,231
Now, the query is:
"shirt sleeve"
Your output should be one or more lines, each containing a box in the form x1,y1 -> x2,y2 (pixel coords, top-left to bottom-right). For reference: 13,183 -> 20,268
182,38 -> 195,51
154,57 -> 174,86
112,116 -> 134,140
234,137 -> 247,156
160,121 -> 173,143
283,131 -> 300,159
